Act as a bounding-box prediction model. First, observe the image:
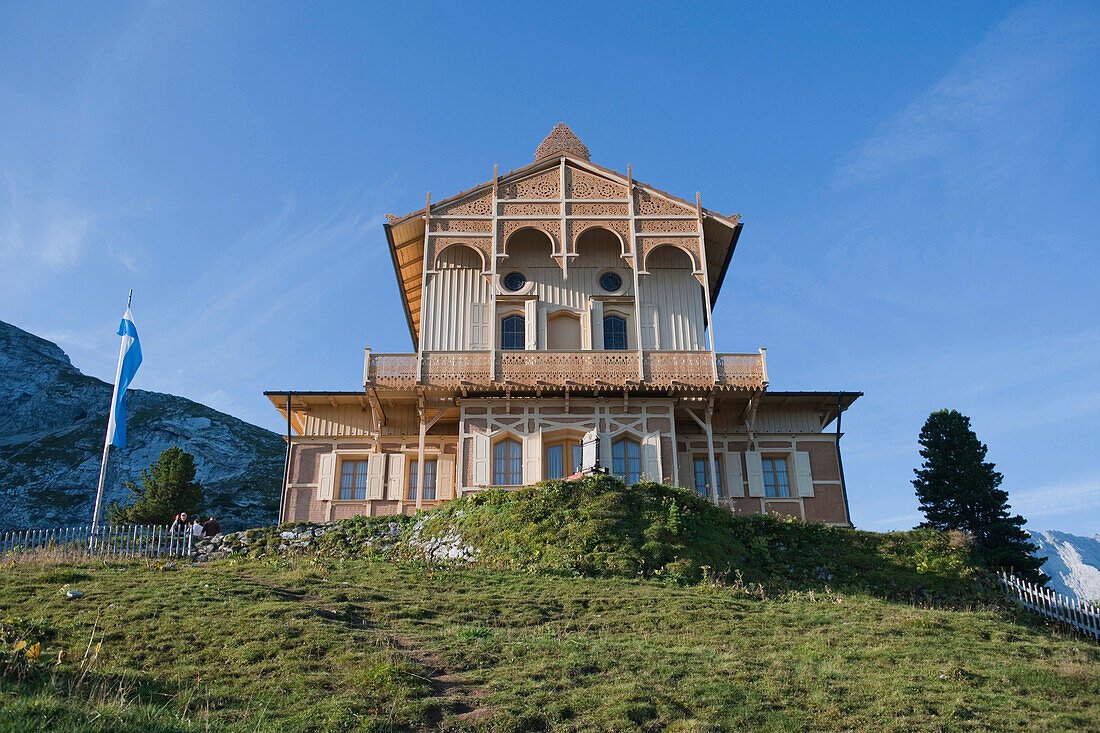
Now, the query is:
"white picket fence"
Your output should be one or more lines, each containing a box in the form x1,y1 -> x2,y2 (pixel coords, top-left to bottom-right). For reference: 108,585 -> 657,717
0,524 -> 192,559
998,570 -> 1099,639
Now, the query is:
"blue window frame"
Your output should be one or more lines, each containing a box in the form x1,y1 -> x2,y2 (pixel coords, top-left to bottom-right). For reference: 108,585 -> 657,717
693,456 -> 723,499
612,438 -> 641,485
603,315 -> 627,350
408,459 -> 438,500
493,439 -> 523,485
339,459 -> 369,501
763,457 -> 790,498
501,314 -> 525,351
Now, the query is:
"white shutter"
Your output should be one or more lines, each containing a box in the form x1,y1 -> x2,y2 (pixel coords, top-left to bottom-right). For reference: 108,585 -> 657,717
437,454 -> 456,500
641,304 -> 658,349
599,432 -> 612,472
470,303 -> 489,350
317,453 -> 336,501
642,432 -> 662,482
524,299 -> 537,350
581,308 -> 592,350
677,452 -> 694,489
793,451 -> 814,497
523,431 -> 542,485
366,453 -> 386,499
746,451 -> 765,497
590,300 -> 604,350
472,434 -> 490,486
537,304 -> 547,350
387,453 -> 406,500
724,451 -> 744,497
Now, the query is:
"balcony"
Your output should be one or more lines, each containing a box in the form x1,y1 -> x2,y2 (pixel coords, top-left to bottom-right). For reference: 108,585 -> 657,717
363,349 -> 767,392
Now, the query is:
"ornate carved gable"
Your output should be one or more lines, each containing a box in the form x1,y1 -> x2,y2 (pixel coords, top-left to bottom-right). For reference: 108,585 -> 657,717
535,123 -> 590,161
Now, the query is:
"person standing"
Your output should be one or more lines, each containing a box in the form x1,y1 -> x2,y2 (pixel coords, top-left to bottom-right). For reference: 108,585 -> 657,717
202,516 -> 221,537
170,512 -> 189,534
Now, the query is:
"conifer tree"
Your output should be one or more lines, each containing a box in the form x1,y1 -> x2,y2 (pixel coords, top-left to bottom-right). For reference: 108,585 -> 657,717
912,409 -> 1047,583
107,446 -> 205,525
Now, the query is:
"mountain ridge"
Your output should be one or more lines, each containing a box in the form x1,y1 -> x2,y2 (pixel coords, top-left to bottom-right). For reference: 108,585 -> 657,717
0,320 -> 282,532
1031,529 -> 1100,602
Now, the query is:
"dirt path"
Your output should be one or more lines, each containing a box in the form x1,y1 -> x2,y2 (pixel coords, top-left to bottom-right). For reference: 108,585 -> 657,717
239,573 -> 493,729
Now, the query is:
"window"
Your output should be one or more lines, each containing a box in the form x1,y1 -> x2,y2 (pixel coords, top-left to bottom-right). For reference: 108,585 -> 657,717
603,315 -> 627,350
501,314 -> 525,350
408,459 -> 438,500
338,459 -> 369,500
546,440 -> 583,479
762,457 -> 790,498
612,438 -> 641,485
502,272 -> 526,292
599,271 -> 622,292
693,456 -> 723,499
493,439 -> 523,485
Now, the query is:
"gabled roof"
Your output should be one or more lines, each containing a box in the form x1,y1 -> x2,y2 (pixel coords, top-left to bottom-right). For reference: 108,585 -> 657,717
385,126 -> 744,348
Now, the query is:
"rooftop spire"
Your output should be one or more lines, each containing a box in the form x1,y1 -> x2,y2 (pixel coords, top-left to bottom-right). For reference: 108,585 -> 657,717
534,123 -> 590,161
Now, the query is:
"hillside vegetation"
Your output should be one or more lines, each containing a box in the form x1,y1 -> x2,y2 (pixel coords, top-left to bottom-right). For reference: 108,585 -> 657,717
2,478 -> 1098,732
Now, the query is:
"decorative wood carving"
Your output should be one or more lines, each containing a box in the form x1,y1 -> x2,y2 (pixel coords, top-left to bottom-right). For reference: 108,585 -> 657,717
500,221 -> 560,253
435,192 -> 494,216
534,123 -> 590,161
570,220 -> 633,258
499,201 -> 560,217
498,169 -> 560,200
430,238 -> 492,271
567,167 -> 628,200
634,189 -> 695,216
639,238 -> 702,272
568,201 -> 628,217
636,218 -> 699,234
430,219 -> 493,234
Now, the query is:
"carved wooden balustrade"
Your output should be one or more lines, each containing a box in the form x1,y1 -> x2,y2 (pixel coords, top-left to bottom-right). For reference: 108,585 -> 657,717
365,350 -> 767,391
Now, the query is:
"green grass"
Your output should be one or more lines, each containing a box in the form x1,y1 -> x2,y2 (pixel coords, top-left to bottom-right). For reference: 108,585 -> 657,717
1,555 -> 1097,731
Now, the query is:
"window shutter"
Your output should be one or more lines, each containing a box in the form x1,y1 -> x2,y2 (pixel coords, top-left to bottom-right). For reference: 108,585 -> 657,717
470,304 -> 489,350
523,432 -> 541,485
437,454 -> 456,500
366,453 -> 386,499
590,300 -> 604,350
677,452 -> 693,489
642,432 -> 662,482
599,432 -> 612,471
724,451 -> 744,497
317,453 -> 336,501
793,451 -> 814,497
745,451 -> 765,497
524,299 -> 537,350
641,304 -> 658,349
387,454 -> 406,500
472,434 -> 490,486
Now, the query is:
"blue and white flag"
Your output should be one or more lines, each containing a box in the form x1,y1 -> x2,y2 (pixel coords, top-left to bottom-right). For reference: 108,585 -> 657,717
105,307 -> 142,449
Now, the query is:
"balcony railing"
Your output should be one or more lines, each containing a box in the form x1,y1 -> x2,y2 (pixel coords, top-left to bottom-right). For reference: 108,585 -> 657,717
364,349 -> 767,391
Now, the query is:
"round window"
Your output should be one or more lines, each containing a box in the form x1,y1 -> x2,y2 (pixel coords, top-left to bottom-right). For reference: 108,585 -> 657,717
599,272 -> 623,292
502,272 -> 526,292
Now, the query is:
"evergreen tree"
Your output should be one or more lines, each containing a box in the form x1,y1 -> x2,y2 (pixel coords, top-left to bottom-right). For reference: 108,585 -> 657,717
107,446 -> 205,525
912,409 -> 1047,583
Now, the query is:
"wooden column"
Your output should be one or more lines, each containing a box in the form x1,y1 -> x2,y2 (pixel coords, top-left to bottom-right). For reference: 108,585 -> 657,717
415,401 -> 427,511
627,164 -> 645,380
418,192 -> 432,381
696,193 -> 719,383
490,166 -> 499,381
559,157 -> 568,281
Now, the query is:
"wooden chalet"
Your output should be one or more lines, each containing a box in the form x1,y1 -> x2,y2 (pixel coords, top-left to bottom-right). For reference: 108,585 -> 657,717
266,124 -> 859,525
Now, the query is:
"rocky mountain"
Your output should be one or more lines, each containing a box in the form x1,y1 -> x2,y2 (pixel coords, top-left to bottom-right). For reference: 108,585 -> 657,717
1031,530 -> 1100,602
0,320 -> 283,532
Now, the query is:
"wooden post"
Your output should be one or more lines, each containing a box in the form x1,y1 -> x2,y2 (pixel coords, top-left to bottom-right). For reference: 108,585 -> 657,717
559,157 -> 568,281
627,164 -> 645,380
490,165 -> 499,382
418,192 -> 431,381
415,404 -> 427,511
696,193 -> 719,383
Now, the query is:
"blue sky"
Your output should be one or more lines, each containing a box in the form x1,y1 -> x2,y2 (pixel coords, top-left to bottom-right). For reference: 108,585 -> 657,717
2,1 -> 1097,535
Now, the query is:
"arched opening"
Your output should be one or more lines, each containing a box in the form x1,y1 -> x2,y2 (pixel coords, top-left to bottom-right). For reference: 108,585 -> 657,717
503,227 -> 555,264
547,310 -> 582,350
492,436 -> 523,486
639,244 -> 705,351
574,227 -> 624,264
425,243 -> 491,351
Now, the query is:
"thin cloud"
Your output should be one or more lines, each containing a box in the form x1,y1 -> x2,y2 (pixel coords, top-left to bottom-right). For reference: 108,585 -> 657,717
835,1 -> 1100,188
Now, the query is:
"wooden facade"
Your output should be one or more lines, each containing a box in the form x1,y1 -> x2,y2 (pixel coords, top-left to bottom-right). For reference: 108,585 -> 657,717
266,125 -> 860,525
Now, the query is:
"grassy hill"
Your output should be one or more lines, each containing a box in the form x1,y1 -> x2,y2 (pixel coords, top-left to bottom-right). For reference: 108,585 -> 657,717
2,479 -> 1098,731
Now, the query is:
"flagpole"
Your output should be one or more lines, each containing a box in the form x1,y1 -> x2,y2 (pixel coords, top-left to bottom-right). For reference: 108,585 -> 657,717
91,290 -> 132,536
